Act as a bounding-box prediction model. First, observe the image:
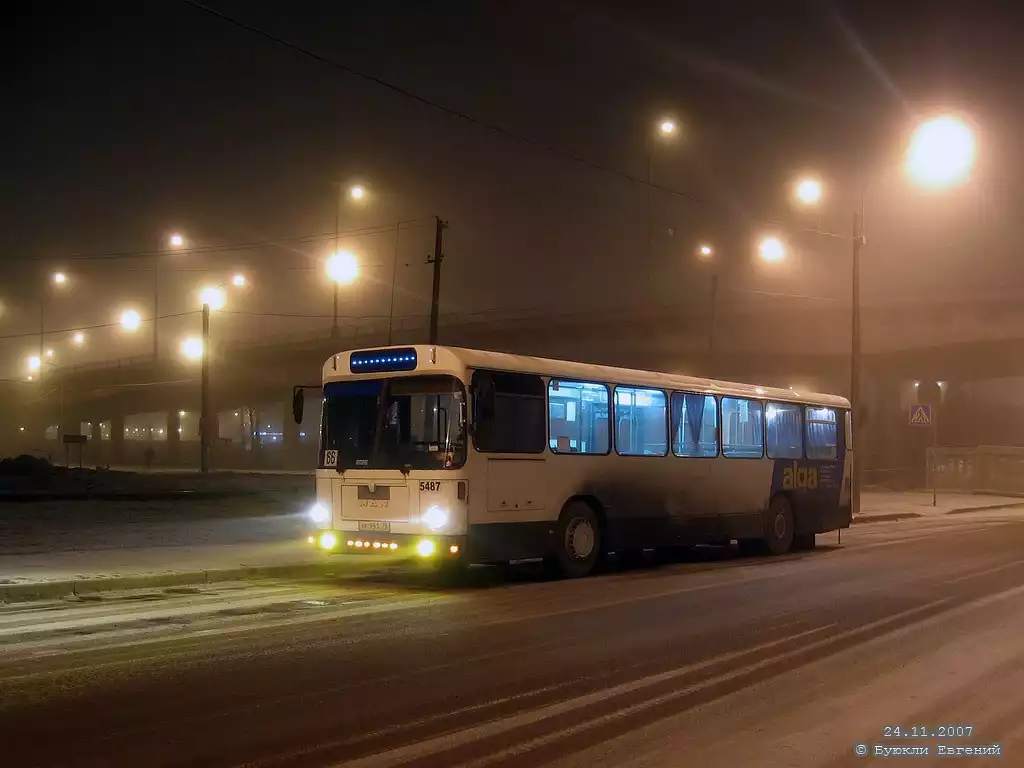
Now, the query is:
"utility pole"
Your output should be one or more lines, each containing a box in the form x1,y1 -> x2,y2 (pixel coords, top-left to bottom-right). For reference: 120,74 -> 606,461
427,217 -> 447,345
850,206 -> 864,518
153,254 -> 160,361
332,184 -> 341,343
387,220 -> 401,345
707,273 -> 719,375
200,303 -> 211,473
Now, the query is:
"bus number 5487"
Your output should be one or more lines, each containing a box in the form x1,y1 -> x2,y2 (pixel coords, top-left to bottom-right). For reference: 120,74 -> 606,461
419,481 -> 441,492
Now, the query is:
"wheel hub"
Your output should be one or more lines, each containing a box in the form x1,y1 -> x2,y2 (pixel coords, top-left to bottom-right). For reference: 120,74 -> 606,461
773,512 -> 787,540
566,518 -> 595,560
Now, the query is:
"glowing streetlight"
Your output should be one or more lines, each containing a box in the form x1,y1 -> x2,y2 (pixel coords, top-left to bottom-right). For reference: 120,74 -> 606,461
198,286 -> 227,311
658,119 -> 676,136
72,331 -> 85,345
53,272 -> 67,285
758,236 -> 786,263
45,349 -> 54,358
348,185 -> 366,201
697,244 -> 714,258
794,177 -> 823,206
181,337 -> 204,361
905,114 -> 976,189
169,233 -> 185,248
120,309 -> 142,332
27,355 -> 41,372
231,273 -> 246,287
326,250 -> 359,285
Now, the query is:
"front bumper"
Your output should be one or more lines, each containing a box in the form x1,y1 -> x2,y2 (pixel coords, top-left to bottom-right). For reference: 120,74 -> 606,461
307,530 -> 466,558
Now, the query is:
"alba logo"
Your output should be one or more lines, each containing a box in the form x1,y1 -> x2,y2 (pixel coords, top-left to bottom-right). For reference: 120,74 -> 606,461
782,462 -> 818,490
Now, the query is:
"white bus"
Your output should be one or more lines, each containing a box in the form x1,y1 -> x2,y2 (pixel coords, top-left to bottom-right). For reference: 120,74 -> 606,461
295,345 -> 852,577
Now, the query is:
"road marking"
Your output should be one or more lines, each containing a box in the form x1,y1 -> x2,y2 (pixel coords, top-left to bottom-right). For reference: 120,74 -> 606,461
334,624 -> 839,768
337,578 -> 1024,768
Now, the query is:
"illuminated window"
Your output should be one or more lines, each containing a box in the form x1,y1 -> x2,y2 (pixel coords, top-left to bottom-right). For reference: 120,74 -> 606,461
614,387 -> 667,456
806,406 -> 838,460
672,393 -> 718,457
721,398 -> 763,458
766,402 -> 802,459
548,380 -> 609,454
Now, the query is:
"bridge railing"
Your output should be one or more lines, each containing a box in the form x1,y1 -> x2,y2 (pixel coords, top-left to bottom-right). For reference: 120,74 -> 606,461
927,446 -> 1024,496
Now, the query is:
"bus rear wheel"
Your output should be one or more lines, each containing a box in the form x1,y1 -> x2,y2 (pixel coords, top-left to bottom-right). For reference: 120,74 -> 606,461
548,501 -> 603,578
763,495 -> 795,556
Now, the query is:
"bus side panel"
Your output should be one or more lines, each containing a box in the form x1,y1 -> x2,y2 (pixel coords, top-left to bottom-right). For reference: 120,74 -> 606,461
769,425 -> 851,535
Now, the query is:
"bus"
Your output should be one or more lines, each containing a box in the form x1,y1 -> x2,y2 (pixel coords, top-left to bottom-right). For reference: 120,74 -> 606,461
295,345 -> 852,577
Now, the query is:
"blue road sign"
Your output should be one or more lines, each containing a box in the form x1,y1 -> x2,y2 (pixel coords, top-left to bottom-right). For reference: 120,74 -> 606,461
909,403 -> 933,426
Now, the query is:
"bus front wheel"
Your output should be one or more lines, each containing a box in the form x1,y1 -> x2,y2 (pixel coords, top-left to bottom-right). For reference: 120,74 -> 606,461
548,501 -> 603,578
763,495 -> 795,556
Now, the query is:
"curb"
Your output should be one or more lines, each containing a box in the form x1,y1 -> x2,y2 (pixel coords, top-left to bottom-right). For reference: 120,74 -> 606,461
946,502 -> 1024,515
0,557 -> 412,604
853,513 -> 925,524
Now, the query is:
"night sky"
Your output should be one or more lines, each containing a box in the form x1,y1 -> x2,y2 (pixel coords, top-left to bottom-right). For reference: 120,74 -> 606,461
4,1 -> 1024,377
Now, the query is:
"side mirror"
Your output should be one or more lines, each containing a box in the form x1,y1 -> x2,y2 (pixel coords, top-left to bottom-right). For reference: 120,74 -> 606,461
292,387 -> 304,425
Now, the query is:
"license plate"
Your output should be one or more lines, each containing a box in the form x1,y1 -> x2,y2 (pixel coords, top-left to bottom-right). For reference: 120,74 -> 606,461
358,521 -> 391,533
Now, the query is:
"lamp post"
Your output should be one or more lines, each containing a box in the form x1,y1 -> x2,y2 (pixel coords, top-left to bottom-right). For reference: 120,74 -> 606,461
647,118 -> 678,257
325,250 -> 359,340
795,114 -> 976,518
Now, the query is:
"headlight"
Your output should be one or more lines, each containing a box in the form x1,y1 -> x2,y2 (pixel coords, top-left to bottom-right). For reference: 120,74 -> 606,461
308,503 -> 330,525
421,506 -> 448,531
318,532 -> 338,550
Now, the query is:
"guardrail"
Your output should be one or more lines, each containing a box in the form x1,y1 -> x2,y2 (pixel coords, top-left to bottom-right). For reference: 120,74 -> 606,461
928,446 -> 1024,496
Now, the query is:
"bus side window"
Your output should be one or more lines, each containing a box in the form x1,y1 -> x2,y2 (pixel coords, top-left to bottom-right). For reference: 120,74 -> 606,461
806,406 -> 838,460
471,370 -> 546,453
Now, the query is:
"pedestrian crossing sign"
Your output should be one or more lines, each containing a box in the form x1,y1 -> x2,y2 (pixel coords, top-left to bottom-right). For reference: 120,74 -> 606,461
909,404 -> 933,426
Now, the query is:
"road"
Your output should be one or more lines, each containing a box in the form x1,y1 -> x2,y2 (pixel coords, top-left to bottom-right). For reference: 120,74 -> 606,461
3,512 -> 1024,767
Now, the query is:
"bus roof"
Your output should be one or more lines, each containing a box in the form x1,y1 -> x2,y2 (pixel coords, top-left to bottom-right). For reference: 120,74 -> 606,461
323,345 -> 851,409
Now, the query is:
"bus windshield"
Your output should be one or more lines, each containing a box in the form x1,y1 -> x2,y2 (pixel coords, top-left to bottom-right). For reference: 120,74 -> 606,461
320,375 -> 466,471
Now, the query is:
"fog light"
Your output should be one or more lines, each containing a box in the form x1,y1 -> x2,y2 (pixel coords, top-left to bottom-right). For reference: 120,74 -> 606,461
372,541 -> 381,549
389,542 -> 398,550
449,544 -> 460,555
355,540 -> 363,548
318,532 -> 338,551
346,540 -> 354,547
416,539 -> 436,557
307,536 -> 315,544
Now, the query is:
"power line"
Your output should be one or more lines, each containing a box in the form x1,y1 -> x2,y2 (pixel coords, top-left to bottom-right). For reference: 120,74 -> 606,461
0,310 -> 201,342
179,1 -> 774,223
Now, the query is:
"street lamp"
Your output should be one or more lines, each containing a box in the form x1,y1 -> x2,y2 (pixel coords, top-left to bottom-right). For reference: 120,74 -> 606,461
697,243 -> 714,258
905,115 -> 976,189
326,250 -> 359,340
180,336 -> 204,361
120,309 -> 142,332
841,113 -> 976,518
794,177 -> 823,206
169,233 -> 185,248
197,286 -> 227,312
53,272 -> 67,285
348,185 -> 366,201
72,331 -> 85,345
758,236 -> 786,263
231,273 -> 246,287
27,355 -> 41,372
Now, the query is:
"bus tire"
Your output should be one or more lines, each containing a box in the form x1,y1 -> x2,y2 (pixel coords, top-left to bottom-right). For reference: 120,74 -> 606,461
763,495 -> 795,556
792,532 -> 816,551
552,501 -> 603,578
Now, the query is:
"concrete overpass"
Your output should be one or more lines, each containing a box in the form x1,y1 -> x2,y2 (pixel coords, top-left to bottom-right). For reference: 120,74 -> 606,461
7,296 -> 1024,476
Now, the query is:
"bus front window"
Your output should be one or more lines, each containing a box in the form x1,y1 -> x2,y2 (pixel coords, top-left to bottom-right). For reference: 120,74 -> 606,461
320,375 -> 466,470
